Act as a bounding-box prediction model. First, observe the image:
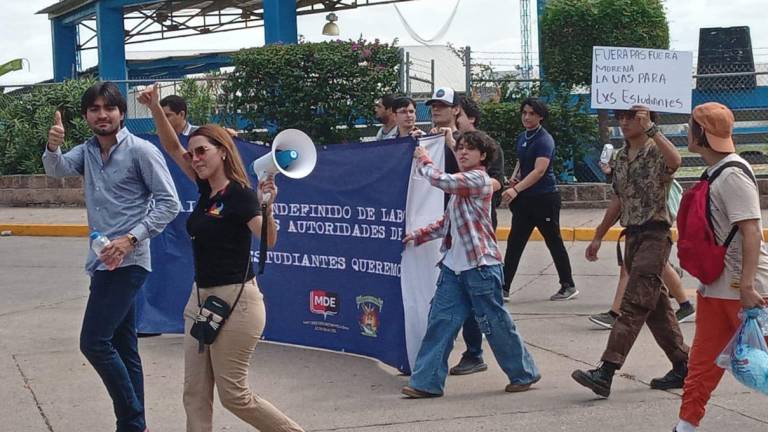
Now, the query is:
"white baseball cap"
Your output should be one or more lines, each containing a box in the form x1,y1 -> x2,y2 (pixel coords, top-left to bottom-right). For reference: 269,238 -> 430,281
426,87 -> 459,106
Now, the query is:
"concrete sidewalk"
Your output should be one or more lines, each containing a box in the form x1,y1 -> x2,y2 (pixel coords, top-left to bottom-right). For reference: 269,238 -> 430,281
3,206 -> 768,240
3,236 -> 768,431
0,207 -> 621,239
0,207 -> 611,239
13,206 -> 598,226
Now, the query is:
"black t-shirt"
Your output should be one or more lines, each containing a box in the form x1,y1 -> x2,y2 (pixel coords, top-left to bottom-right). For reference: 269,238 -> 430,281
186,180 -> 261,288
444,133 -> 460,208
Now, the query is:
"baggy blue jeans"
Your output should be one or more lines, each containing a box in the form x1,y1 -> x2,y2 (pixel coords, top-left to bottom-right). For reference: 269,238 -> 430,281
409,264 -> 539,394
80,265 -> 149,432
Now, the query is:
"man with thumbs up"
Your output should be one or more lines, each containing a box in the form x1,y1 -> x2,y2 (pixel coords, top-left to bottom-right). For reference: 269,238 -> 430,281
43,81 -> 180,432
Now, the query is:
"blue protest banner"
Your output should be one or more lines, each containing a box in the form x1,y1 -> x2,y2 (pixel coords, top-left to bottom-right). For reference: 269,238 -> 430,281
136,135 -> 416,373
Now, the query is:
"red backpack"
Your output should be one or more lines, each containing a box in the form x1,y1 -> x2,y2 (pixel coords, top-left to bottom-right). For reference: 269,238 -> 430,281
677,161 -> 756,284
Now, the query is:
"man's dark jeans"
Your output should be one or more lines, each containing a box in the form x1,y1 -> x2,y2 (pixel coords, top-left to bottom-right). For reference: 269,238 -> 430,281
80,265 -> 149,432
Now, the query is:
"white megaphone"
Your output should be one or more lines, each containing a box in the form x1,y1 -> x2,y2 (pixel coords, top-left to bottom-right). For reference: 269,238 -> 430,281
249,129 -> 317,203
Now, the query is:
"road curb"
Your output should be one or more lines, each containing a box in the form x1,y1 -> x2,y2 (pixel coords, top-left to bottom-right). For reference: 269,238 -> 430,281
1,223 -> 764,241
0,224 -> 89,237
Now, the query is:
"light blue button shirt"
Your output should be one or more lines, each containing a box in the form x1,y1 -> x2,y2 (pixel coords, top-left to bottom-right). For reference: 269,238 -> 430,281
43,127 -> 180,274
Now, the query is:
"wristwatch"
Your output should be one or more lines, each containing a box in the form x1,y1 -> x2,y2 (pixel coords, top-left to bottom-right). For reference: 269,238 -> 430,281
126,233 -> 139,246
645,123 -> 659,138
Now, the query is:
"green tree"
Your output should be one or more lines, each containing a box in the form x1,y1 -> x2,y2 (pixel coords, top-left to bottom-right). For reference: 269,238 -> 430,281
480,83 -> 597,180
541,0 -> 669,88
223,38 -> 400,144
0,79 -> 95,175
541,0 -> 669,142
177,77 -> 222,126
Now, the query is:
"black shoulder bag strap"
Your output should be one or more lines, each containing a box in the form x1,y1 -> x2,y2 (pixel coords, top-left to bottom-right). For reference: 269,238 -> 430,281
258,202 -> 269,274
705,161 -> 757,248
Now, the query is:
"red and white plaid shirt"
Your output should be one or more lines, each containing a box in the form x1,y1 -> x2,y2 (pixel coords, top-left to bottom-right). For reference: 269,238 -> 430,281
411,153 -> 502,267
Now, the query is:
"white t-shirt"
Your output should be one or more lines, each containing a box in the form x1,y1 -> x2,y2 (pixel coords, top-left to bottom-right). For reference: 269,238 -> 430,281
441,196 -> 501,273
699,154 -> 768,299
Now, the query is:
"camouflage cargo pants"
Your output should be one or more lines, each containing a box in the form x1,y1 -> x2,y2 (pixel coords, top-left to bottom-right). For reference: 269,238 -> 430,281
601,226 -> 689,367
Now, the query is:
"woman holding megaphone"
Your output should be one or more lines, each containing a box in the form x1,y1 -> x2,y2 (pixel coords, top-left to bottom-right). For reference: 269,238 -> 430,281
138,84 -> 304,432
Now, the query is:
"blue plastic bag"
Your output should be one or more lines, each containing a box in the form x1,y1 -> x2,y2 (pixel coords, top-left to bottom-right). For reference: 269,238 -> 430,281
716,308 -> 768,394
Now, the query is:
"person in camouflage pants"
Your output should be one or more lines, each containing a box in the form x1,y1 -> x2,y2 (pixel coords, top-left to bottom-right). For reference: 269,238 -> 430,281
571,106 -> 689,398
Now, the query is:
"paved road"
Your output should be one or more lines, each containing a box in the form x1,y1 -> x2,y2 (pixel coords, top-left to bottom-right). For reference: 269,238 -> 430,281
2,235 -> 767,431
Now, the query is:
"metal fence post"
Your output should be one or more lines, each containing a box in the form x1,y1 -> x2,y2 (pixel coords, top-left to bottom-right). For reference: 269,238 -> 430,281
398,48 -> 405,93
464,46 -> 471,96
405,51 -> 411,96
430,59 -> 435,95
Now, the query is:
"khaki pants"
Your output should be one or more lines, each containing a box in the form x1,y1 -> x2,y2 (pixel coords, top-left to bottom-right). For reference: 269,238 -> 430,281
183,279 -> 304,432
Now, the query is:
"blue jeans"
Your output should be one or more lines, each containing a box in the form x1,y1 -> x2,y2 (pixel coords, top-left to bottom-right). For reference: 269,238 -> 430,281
409,264 -> 539,394
460,281 -> 506,361
461,316 -> 484,360
80,266 -> 149,432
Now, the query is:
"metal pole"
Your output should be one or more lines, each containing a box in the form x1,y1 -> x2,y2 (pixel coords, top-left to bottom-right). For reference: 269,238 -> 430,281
430,59 -> 435,95
405,51 -> 411,96
398,48 -> 405,92
464,46 -> 471,96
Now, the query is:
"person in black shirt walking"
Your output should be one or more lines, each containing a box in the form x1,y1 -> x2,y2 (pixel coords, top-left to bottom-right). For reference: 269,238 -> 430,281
139,84 -> 304,432
500,97 -> 577,301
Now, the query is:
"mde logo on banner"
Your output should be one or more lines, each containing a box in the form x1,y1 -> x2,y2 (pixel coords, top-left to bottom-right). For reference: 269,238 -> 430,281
309,290 -> 339,319
591,46 -> 693,114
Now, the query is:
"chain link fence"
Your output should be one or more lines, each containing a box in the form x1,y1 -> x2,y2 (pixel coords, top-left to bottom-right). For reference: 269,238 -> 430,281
398,45 -> 467,125
459,48 -> 768,180
3,50 -> 768,180
120,76 -> 231,135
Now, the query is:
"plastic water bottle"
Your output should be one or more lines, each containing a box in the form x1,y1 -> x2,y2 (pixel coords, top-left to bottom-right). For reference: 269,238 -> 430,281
90,231 -> 110,256
599,144 -> 614,164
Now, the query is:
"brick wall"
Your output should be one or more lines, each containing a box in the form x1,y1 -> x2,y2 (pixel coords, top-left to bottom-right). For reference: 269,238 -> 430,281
559,180 -> 768,209
0,175 -> 85,206
2,175 -> 768,209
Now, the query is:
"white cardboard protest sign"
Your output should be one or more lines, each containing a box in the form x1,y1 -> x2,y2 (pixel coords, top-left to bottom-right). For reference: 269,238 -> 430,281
591,46 -> 693,114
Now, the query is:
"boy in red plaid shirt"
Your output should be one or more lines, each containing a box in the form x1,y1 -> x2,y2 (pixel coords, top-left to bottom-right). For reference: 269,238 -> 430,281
401,131 -> 540,398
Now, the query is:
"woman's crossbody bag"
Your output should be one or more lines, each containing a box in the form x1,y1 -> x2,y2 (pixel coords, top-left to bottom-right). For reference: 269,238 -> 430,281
190,259 -> 250,353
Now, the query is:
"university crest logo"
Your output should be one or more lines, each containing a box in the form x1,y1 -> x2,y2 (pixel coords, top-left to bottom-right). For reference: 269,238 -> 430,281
356,295 -> 383,338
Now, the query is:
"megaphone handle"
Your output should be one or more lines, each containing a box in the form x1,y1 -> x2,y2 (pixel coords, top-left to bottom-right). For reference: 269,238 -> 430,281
261,192 -> 272,205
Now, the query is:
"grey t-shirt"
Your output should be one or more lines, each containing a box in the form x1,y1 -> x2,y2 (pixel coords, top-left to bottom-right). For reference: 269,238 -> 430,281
375,125 -> 398,140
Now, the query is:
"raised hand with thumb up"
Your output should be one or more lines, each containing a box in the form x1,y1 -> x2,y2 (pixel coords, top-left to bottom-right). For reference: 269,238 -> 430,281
48,111 -> 65,151
137,83 -> 161,108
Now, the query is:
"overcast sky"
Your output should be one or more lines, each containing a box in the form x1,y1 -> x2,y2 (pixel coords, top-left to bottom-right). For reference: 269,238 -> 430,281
1,0 -> 767,86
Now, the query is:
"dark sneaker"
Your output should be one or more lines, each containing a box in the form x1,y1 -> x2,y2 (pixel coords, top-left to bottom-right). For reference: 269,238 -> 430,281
449,356 -> 488,375
550,285 -> 579,301
505,374 -> 541,393
588,312 -> 616,329
502,288 -> 510,301
650,367 -> 687,390
571,367 -> 613,398
401,386 -> 442,398
676,303 -> 696,323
